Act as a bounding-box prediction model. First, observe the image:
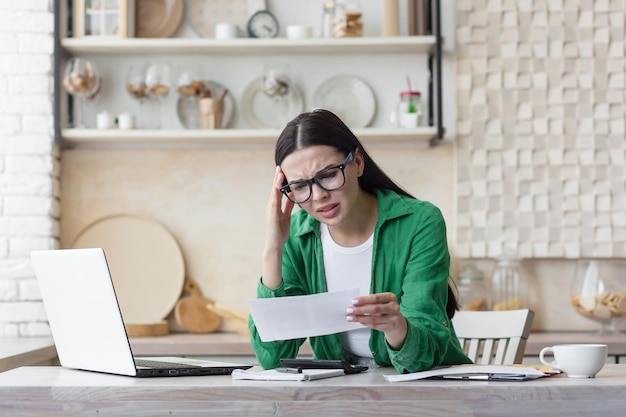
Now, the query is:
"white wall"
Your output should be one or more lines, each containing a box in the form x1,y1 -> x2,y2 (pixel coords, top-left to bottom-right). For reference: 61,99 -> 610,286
0,0 -> 59,337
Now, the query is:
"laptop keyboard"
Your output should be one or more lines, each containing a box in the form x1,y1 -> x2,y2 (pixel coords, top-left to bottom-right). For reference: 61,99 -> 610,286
135,359 -> 201,369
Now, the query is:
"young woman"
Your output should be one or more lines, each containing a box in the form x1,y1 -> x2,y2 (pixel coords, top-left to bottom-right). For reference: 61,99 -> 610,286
249,109 -> 471,373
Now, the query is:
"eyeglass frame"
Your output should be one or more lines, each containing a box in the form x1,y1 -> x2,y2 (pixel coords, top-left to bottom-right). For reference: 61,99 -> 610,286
279,151 -> 355,204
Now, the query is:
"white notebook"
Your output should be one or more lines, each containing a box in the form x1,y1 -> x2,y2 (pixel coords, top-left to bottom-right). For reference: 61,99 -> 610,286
232,368 -> 345,382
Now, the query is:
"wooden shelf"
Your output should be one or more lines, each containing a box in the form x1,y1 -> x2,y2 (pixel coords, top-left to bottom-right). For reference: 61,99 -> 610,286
60,36 -> 437,55
61,127 -> 438,147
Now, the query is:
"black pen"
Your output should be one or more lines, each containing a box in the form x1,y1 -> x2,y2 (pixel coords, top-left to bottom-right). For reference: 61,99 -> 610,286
276,367 -> 302,374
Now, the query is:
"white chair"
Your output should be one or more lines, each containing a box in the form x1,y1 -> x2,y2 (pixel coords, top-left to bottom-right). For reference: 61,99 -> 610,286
452,309 -> 534,365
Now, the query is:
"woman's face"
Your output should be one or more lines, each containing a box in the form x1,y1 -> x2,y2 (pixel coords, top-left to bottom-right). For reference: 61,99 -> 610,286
280,145 -> 363,227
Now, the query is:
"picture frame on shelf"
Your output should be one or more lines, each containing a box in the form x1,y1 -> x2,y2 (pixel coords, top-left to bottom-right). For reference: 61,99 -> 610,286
74,0 -> 135,38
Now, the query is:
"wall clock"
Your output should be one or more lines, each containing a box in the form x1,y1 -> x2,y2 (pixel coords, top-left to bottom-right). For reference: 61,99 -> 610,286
246,10 -> 279,38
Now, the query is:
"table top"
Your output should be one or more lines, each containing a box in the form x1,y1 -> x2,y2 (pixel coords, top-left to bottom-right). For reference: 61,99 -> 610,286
0,338 -> 56,373
1,364 -> 626,416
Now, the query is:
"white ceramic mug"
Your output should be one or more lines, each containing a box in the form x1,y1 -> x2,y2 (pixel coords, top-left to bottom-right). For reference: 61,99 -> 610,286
286,25 -> 312,39
117,112 -> 135,129
539,344 -> 607,378
96,111 -> 114,129
215,23 -> 239,40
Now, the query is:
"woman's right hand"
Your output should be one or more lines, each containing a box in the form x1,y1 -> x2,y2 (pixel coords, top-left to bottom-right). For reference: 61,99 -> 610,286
262,166 -> 294,289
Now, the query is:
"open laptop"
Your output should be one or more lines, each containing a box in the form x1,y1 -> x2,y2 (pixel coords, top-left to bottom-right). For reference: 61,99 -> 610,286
30,248 -> 253,377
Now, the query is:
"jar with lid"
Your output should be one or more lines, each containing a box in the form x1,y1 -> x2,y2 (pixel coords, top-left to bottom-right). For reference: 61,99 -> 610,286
491,252 -> 525,311
321,2 -> 335,38
396,90 -> 422,128
333,0 -> 362,37
456,263 -> 488,311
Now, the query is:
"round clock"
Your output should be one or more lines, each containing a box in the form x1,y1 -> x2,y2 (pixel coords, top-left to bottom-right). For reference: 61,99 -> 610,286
246,10 -> 279,38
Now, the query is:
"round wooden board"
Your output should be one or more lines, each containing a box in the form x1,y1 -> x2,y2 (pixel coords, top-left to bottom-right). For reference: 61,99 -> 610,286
71,214 -> 185,324
125,321 -> 170,337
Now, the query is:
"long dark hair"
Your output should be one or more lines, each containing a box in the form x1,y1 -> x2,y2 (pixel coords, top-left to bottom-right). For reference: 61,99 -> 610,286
275,109 -> 458,318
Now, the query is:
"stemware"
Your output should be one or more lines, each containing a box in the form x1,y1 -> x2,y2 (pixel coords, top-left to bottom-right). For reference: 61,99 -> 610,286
262,62 -> 297,128
145,62 -> 172,128
571,259 -> 626,334
126,64 -> 149,103
62,57 -> 100,127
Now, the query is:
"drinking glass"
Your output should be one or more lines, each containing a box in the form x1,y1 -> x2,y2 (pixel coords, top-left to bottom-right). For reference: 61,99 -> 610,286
62,57 -> 100,127
145,62 -> 172,128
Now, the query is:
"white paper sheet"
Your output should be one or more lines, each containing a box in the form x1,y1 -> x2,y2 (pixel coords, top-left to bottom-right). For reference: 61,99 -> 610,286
248,288 -> 364,342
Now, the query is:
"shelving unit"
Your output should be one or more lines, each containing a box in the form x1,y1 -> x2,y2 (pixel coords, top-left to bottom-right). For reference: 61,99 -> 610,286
54,0 -> 444,148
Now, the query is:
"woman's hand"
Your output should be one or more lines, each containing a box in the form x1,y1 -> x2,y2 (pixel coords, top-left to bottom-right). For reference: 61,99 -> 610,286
346,292 -> 408,350
262,166 -> 295,289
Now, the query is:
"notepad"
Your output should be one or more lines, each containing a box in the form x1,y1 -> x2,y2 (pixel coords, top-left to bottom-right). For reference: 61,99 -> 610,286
384,364 -> 558,382
232,368 -> 345,381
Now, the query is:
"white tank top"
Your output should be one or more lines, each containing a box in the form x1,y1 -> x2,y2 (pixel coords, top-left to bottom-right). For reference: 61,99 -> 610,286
321,223 -> 374,358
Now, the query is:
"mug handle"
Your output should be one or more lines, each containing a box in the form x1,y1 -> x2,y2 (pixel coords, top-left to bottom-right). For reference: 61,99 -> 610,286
539,346 -> 561,370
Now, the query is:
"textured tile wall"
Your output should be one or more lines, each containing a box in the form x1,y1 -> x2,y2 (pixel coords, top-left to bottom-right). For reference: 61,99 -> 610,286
455,0 -> 626,259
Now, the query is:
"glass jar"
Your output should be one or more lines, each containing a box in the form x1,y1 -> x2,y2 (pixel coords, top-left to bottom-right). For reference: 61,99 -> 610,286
491,252 -> 525,311
321,2 -> 335,38
396,91 -> 422,128
333,0 -> 362,37
457,263 -> 488,311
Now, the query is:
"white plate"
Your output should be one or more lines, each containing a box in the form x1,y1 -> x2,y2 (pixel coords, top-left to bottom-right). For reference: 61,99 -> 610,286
312,75 -> 377,128
241,76 -> 305,128
176,80 -> 235,129
71,214 -> 185,324
186,0 -> 248,38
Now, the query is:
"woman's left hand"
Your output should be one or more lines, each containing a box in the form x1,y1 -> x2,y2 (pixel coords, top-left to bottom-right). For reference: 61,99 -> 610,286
346,292 -> 408,350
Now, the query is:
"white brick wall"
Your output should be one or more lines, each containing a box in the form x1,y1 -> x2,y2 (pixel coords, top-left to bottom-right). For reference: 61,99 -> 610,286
0,0 -> 57,337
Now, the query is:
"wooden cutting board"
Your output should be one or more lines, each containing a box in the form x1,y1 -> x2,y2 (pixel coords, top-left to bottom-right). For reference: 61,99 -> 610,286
71,214 -> 185,325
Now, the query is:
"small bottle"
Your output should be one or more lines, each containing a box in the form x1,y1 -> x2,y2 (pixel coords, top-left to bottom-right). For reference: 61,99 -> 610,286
491,251 -> 526,311
321,2 -> 335,38
396,91 -> 422,128
457,263 -> 488,311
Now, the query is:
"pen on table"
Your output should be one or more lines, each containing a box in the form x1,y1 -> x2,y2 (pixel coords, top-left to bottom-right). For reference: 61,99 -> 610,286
276,367 -> 302,374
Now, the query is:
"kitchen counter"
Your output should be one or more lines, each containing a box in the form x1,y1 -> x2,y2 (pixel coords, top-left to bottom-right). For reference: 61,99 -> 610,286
1,364 -> 626,416
0,338 -> 57,373
129,331 -> 626,359
3,331 -> 626,374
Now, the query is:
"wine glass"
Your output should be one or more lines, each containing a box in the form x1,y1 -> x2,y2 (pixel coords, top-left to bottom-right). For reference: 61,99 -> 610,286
126,64 -> 149,103
262,62 -> 296,128
62,57 -> 100,127
145,62 -> 172,128
571,259 -> 626,334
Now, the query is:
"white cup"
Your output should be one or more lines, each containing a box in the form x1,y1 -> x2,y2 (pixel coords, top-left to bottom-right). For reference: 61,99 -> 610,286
539,344 -> 607,378
286,25 -> 312,39
96,111 -> 114,129
117,112 -> 135,129
215,23 -> 239,40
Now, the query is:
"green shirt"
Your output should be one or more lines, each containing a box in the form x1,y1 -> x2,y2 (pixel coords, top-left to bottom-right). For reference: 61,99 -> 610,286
249,188 -> 471,373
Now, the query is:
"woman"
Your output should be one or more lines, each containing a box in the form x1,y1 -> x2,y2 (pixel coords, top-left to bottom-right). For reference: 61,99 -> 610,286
249,109 -> 471,373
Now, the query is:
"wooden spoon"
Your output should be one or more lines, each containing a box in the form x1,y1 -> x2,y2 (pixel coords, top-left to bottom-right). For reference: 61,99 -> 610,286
174,278 -> 221,333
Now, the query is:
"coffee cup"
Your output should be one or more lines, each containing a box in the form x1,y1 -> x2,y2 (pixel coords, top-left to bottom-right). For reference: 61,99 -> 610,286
96,111 -> 114,129
117,112 -> 135,129
215,23 -> 239,40
539,344 -> 607,378
286,25 -> 312,39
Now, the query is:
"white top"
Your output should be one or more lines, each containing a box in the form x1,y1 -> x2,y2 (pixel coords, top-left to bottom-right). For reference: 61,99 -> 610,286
321,223 -> 373,358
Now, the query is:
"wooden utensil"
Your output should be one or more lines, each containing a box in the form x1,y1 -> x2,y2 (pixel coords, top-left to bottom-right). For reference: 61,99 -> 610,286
206,302 -> 250,336
174,278 -> 221,333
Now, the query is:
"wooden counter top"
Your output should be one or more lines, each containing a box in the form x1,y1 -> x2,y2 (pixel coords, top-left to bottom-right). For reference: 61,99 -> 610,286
1,364 -> 625,416
0,338 -> 56,373
128,331 -> 626,358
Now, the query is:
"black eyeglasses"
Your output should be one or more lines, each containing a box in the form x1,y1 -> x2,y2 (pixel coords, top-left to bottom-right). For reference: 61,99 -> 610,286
280,152 -> 354,204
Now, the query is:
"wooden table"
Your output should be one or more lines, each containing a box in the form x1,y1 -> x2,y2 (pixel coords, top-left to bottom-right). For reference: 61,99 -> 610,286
1,364 -> 626,416
0,338 -> 56,373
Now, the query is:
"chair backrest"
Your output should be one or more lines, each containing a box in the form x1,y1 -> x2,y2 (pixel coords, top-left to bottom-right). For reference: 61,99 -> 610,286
452,309 -> 534,365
